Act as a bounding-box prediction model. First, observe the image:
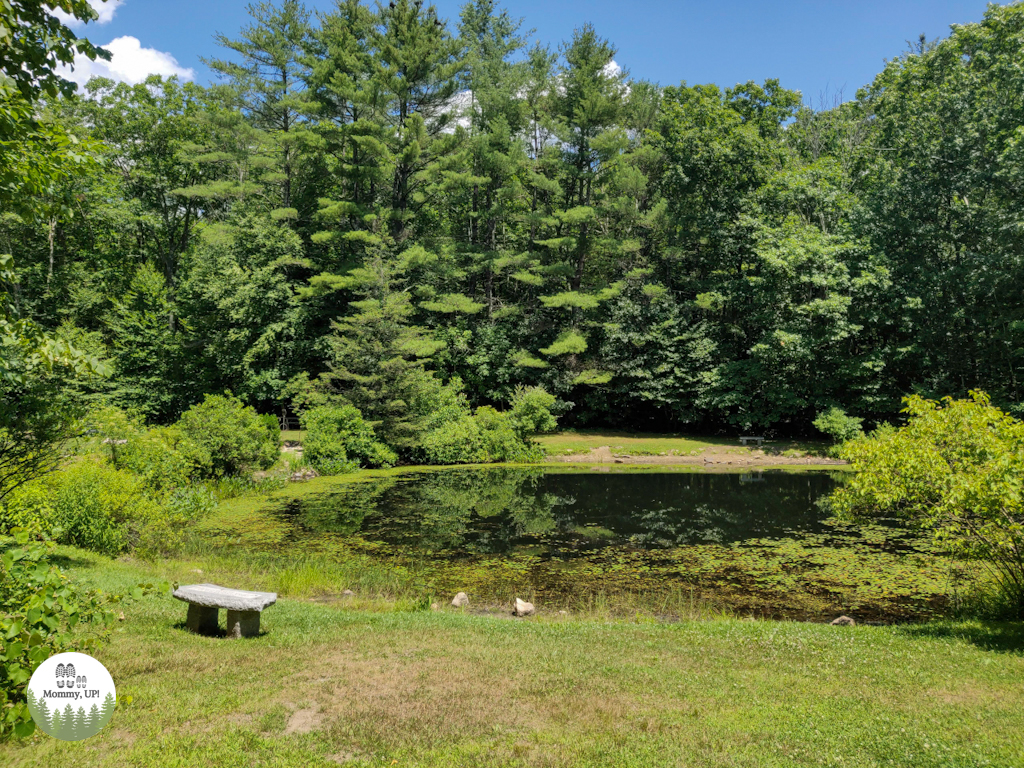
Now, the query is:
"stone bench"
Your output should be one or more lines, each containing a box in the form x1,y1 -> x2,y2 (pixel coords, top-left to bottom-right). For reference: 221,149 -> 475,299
739,436 -> 765,447
172,583 -> 277,638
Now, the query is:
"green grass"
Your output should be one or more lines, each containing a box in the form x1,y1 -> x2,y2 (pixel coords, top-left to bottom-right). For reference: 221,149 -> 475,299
3,550 -> 1023,767
281,430 -> 306,444
536,430 -> 830,457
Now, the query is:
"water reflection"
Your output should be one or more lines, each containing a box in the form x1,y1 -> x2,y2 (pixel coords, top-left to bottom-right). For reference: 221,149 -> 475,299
277,469 -> 841,557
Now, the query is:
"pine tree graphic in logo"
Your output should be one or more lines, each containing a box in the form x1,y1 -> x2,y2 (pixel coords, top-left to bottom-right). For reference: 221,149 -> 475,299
27,653 -> 117,741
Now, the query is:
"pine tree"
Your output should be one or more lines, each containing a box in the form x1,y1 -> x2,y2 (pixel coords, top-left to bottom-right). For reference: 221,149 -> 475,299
86,703 -> 102,737
28,688 -> 50,734
373,0 -> 464,238
443,0 -> 531,318
67,705 -> 81,740
49,706 -> 64,739
206,0 -> 313,212
306,251 -> 455,451
99,692 -> 116,731
304,0 -> 381,209
60,704 -> 75,739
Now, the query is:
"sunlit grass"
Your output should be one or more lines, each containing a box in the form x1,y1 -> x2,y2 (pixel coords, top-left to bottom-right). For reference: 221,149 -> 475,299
4,549 -> 1023,767
536,430 -> 831,457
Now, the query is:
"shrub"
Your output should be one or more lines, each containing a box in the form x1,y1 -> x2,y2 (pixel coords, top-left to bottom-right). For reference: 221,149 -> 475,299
175,394 -> 278,478
2,458 -> 220,559
828,392 -> 1024,617
813,406 -> 863,444
475,406 -> 544,463
258,413 -> 281,448
87,406 -> 209,488
301,405 -> 396,474
509,386 -> 558,438
420,416 -> 489,465
136,483 -> 218,558
2,459 -> 161,555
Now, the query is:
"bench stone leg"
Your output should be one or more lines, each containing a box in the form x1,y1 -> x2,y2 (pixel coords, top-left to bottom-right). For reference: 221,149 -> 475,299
186,604 -> 219,634
226,610 -> 260,638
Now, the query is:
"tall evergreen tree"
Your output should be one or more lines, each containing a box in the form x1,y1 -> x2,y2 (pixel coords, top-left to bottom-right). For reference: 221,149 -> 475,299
207,1 -> 313,213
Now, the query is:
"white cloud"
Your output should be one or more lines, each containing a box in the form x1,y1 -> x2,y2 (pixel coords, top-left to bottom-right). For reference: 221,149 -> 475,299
57,35 -> 195,87
52,0 -> 125,27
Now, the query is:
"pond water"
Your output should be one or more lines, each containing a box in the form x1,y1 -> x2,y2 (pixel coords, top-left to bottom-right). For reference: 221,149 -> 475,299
279,468 -> 842,555
255,467 -> 953,622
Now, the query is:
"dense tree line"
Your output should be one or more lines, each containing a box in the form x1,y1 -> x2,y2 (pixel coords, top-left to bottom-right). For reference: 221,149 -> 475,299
6,0 -> 1024,434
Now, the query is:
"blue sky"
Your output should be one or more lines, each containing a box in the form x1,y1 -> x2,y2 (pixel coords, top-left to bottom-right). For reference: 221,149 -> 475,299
58,0 -> 997,102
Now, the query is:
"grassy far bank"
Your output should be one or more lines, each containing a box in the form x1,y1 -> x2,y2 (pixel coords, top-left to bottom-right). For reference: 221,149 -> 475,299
2,550 -> 1023,768
280,428 -> 835,462
535,430 -> 832,458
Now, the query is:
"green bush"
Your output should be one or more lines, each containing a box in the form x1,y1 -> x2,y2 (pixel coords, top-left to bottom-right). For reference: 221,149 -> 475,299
813,406 -> 863,444
137,483 -> 218,558
420,416 -> 489,465
175,394 -> 279,478
301,405 -> 397,474
475,406 -> 544,463
509,386 -> 558,438
87,406 -> 205,489
259,413 -> 281,449
0,457 -> 216,559
2,459 -> 159,555
828,391 -> 1024,617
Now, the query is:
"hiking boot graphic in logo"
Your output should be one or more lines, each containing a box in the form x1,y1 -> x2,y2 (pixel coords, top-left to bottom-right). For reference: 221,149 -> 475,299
27,653 -> 116,741
55,663 -> 75,689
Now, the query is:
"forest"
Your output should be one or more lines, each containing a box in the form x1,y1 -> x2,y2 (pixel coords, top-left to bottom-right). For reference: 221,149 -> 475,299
5,0 -> 1024,439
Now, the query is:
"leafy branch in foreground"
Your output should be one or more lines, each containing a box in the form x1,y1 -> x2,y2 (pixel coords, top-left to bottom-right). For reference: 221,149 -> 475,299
0,526 -> 169,741
0,255 -> 110,502
827,392 -> 1024,616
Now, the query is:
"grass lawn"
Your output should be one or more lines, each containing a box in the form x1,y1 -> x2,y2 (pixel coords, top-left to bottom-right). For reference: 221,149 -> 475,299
536,430 -> 830,458
4,550 -> 1023,767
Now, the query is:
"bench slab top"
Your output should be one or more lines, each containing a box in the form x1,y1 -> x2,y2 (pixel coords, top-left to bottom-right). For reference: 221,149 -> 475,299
172,583 -> 277,612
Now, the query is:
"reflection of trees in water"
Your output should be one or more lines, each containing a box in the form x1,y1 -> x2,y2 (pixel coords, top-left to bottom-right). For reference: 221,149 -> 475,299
290,478 -> 400,535
288,470 -> 838,554
546,472 -> 836,547
628,505 -> 730,548
324,469 -> 565,552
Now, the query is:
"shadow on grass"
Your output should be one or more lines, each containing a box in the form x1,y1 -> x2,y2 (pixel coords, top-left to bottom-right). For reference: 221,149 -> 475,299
894,621 -> 1024,655
170,620 -> 269,640
48,552 -> 100,570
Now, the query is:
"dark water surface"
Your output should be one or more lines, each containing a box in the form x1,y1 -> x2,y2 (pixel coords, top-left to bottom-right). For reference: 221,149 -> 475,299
277,468 -> 843,557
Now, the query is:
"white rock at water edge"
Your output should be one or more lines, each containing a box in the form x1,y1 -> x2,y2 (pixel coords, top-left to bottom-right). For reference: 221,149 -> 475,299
452,592 -> 470,608
513,598 -> 535,617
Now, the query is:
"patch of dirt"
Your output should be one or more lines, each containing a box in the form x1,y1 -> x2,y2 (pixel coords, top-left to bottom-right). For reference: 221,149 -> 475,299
328,752 -> 361,764
281,650 -> 548,737
285,708 -> 323,735
552,446 -> 845,467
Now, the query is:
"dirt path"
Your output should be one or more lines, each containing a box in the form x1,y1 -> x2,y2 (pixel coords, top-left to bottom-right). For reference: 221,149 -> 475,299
552,445 -> 846,467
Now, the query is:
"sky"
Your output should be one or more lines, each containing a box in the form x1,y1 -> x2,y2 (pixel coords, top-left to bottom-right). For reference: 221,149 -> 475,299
55,0 -> 999,103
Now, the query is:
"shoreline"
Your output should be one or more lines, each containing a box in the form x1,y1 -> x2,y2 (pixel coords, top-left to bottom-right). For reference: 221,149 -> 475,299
548,445 -> 847,467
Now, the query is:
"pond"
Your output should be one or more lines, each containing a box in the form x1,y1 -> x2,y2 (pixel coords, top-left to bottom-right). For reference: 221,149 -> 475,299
283,468 -> 843,554
233,467 -> 956,622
